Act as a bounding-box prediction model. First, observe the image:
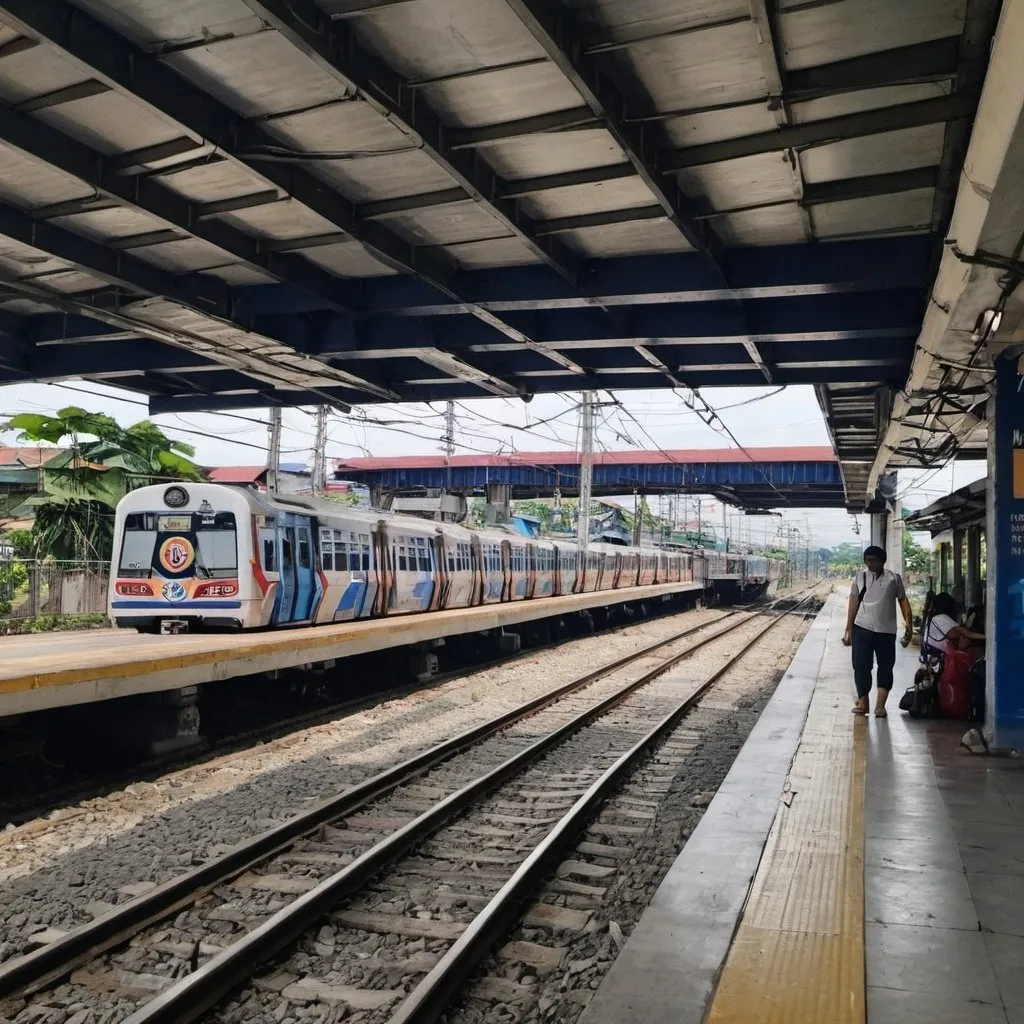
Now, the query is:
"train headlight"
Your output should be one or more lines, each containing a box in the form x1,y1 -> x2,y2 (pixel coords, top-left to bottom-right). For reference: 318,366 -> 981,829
164,485 -> 189,508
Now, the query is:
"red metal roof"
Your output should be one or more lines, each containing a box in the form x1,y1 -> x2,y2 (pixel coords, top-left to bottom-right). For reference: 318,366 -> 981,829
334,446 -> 837,472
207,466 -> 265,484
0,446 -> 65,468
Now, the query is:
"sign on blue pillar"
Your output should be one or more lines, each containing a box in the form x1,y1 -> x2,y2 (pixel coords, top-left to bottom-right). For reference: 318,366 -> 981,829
992,351 -> 1024,748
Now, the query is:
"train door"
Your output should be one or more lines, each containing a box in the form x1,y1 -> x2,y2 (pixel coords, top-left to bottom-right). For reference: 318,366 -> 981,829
292,521 -> 317,620
501,539 -> 512,601
273,524 -> 297,624
434,532 -> 449,610
273,514 -> 318,624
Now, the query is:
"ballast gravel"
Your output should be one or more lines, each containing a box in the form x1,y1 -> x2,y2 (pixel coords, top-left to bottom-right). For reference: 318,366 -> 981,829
0,605 -> 729,962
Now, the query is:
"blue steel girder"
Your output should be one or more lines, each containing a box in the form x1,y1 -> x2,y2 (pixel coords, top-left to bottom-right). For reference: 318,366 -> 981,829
338,458 -> 843,496
342,237 -> 934,317
0,0 -> 589,381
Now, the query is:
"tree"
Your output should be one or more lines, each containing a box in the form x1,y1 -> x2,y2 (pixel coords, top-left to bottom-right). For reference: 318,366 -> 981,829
1,408 -> 201,561
903,529 -> 932,574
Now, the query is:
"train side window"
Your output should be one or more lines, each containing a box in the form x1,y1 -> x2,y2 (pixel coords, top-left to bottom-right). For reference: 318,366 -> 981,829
319,528 -> 333,572
297,531 -> 311,569
397,542 -> 408,572
415,537 -> 430,572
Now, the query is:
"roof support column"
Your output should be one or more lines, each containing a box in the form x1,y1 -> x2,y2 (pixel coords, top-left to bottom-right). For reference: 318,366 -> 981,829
986,352 -> 1024,749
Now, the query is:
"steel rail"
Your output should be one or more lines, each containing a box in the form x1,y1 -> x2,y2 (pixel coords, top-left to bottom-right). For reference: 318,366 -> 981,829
0,602 -> 743,999
120,591 -> 815,1024
388,589 -> 820,1024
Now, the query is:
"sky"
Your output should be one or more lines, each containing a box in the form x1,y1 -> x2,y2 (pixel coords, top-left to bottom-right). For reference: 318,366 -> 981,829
0,379 -> 986,549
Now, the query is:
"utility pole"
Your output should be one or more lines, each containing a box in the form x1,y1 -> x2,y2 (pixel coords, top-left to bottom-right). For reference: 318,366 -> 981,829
633,488 -> 642,546
311,405 -> 328,496
722,501 -> 728,553
442,400 -> 456,491
577,391 -> 595,552
267,407 -> 282,494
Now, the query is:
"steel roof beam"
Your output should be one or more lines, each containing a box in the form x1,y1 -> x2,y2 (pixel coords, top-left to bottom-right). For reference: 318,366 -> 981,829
231,0 -> 583,288
353,236 -> 932,316
746,0 -> 814,242
786,36 -> 961,97
0,201 -> 408,403
501,0 -> 775,382
0,0 -> 587,380
500,0 -> 725,265
0,92 -> 362,313
661,93 -> 975,170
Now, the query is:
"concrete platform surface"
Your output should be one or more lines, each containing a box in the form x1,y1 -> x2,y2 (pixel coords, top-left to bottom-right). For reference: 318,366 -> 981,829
581,590 -> 1024,1024
0,581 -> 701,717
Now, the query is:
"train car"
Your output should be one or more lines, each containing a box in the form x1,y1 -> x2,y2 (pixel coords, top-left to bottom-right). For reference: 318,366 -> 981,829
109,483 -> 720,634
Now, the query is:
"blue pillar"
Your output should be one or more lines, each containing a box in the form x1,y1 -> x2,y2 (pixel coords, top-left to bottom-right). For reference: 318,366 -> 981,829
989,352 -> 1024,748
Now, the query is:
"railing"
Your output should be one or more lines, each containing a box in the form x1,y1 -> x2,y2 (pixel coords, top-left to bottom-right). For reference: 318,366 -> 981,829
0,559 -> 110,620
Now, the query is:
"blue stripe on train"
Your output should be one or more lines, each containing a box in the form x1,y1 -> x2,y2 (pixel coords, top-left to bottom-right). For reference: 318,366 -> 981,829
337,580 -> 367,613
111,600 -> 242,609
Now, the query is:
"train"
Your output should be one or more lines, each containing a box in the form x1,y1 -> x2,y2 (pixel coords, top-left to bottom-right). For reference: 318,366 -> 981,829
109,483 -> 784,633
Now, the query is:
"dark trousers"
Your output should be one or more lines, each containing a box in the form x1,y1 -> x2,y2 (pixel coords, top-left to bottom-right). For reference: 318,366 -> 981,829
852,624 -> 896,698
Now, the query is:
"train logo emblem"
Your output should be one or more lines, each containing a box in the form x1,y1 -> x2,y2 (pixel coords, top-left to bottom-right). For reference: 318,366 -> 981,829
162,580 -> 188,603
159,536 -> 195,574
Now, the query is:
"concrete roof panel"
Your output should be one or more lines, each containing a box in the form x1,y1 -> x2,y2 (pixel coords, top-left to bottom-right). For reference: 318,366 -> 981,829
561,219 -> 693,258
515,177 -> 662,221
714,205 -> 809,247
0,143 -> 94,210
34,91 -> 186,157
663,103 -> 779,149
163,30 -> 349,119
373,201 -> 512,247
800,122 -> 947,183
416,62 -> 584,129
778,0 -> 966,71
298,240 -> 401,278
810,188 -> 937,240
441,235 -> 541,268
677,152 -> 798,210
69,0 -> 263,51
351,0 -> 547,79
481,129 -> 625,180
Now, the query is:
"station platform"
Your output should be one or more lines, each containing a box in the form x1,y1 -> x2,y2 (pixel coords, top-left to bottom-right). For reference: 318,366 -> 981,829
0,581 -> 702,718
581,590 -> 1024,1024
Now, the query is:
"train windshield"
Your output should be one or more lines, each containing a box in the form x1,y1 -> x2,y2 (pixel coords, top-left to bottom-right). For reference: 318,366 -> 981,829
119,511 -> 238,578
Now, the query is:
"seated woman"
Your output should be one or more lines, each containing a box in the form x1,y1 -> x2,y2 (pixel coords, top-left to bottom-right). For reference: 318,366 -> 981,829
924,593 -> 984,655
924,593 -> 985,718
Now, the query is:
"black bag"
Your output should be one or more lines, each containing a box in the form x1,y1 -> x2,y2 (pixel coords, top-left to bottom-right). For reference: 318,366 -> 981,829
969,658 -> 986,723
902,658 -> 942,719
909,681 -> 940,719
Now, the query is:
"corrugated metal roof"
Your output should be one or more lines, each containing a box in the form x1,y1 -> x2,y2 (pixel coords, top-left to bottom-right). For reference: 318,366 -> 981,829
0,0 -> 1005,510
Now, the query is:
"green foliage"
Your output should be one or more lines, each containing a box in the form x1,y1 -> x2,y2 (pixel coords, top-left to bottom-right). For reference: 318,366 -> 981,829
0,612 -> 107,635
0,558 -> 28,617
3,529 -> 36,560
322,491 -> 362,506
31,500 -> 115,562
1,407 -> 201,562
903,529 -> 931,574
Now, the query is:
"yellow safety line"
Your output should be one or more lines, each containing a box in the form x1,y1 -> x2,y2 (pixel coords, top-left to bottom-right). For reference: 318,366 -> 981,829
705,637 -> 867,1024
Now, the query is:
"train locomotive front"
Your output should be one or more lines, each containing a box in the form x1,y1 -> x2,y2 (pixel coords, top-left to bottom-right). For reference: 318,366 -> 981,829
109,483 -> 264,632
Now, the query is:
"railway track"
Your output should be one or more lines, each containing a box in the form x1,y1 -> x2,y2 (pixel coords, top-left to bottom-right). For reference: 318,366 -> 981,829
0,587 -> 821,1024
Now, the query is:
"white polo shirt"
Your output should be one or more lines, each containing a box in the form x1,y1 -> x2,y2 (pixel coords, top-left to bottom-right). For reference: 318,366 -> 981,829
851,569 -> 906,635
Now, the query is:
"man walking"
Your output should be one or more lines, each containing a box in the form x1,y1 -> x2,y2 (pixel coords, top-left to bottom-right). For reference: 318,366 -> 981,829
842,545 -> 914,717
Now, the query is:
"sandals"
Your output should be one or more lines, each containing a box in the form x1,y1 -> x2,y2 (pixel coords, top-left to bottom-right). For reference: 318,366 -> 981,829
852,703 -> 868,715
874,709 -> 888,719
